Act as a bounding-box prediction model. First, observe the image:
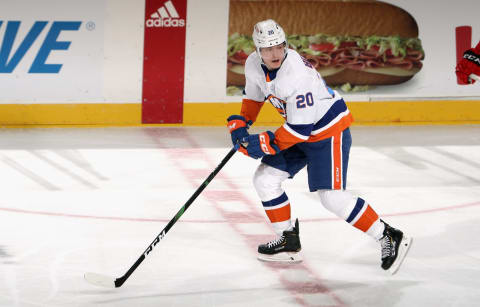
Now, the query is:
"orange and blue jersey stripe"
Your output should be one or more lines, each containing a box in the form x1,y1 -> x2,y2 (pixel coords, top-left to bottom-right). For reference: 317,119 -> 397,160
274,98 -> 353,151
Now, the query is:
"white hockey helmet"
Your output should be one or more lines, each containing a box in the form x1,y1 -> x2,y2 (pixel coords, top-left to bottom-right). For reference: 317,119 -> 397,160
252,19 -> 287,54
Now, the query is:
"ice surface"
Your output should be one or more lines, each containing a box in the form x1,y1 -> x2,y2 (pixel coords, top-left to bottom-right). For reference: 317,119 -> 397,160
0,125 -> 479,307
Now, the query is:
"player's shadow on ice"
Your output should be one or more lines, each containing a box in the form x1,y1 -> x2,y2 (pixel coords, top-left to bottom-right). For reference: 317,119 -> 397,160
404,216 -> 480,261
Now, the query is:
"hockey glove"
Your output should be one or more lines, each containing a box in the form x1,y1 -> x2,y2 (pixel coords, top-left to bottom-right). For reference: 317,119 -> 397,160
227,115 -> 251,145
456,47 -> 480,84
238,131 -> 280,159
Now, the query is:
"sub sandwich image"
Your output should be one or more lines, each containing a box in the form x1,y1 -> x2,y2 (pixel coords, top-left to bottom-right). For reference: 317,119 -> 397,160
227,0 -> 424,89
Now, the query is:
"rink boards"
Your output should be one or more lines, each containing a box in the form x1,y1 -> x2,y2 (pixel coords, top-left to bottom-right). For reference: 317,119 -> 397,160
0,100 -> 479,127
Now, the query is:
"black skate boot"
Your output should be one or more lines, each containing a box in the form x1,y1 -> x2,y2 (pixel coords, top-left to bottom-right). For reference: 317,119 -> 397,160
257,218 -> 302,263
380,220 -> 412,274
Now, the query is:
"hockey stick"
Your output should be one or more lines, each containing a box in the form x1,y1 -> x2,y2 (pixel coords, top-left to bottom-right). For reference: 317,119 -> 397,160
470,74 -> 480,82
84,145 -> 239,288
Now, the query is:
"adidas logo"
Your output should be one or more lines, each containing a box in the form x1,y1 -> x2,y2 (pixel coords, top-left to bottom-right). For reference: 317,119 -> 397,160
146,0 -> 185,28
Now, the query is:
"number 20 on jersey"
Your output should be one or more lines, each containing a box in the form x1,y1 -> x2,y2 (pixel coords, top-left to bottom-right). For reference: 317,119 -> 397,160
296,92 -> 314,108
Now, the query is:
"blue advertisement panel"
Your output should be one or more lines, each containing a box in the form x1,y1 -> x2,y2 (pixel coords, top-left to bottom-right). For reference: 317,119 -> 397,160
0,0 -> 105,103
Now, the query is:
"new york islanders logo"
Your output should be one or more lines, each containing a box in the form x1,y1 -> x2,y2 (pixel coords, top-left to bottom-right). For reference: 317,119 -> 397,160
267,94 -> 287,118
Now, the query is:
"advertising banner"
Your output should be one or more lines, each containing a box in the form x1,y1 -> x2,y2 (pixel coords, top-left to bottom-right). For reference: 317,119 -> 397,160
226,0 -> 480,101
0,0 -> 105,103
142,0 -> 187,124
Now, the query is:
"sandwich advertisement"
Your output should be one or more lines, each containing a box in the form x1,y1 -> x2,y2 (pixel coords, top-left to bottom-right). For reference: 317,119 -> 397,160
226,0 -> 480,100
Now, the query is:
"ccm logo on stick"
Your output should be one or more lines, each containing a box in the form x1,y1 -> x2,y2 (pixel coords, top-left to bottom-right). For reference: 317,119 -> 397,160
146,0 -> 185,28
144,230 -> 166,256
0,21 -> 81,73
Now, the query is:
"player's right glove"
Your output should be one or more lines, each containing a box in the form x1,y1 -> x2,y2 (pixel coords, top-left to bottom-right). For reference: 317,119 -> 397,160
227,115 -> 251,146
456,48 -> 480,84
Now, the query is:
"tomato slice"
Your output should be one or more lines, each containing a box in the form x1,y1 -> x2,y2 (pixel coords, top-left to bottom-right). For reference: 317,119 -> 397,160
233,50 -> 249,60
309,43 -> 335,52
339,41 -> 357,48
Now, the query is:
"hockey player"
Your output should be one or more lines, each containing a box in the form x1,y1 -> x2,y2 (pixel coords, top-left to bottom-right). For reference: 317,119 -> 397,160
456,41 -> 480,84
226,19 -> 412,274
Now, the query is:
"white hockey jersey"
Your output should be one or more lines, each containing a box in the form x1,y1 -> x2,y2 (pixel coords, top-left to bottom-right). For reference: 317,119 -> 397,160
241,49 -> 353,150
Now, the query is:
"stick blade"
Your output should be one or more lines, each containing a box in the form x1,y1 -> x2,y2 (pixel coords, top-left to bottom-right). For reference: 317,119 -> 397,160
84,272 -> 116,288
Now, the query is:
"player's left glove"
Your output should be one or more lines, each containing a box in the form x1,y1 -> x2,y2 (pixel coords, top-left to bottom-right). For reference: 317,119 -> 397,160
456,48 -> 480,84
238,131 -> 280,159
227,115 -> 251,146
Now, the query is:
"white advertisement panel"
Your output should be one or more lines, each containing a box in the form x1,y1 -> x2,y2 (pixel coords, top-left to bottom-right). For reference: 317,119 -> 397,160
0,0 -> 105,103
362,0 -> 480,101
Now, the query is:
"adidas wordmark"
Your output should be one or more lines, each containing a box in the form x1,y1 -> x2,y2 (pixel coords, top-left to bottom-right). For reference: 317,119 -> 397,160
146,0 -> 185,28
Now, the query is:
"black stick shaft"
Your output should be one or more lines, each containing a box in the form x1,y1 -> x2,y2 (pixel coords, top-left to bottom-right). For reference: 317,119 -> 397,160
114,146 -> 238,287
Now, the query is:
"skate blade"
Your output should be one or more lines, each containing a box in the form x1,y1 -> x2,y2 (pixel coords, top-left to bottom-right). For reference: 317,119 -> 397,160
388,235 -> 413,275
257,252 -> 303,263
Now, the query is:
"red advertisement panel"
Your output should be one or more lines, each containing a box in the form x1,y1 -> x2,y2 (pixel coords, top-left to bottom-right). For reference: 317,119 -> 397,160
455,26 -> 472,85
142,0 -> 187,123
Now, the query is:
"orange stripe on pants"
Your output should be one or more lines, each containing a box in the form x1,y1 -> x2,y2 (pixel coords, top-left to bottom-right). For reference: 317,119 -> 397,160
353,205 -> 379,232
265,203 -> 291,223
332,132 -> 342,190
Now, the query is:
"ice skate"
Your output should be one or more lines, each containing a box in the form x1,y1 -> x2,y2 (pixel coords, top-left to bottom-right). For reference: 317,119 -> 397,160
257,218 -> 302,263
380,220 -> 412,274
